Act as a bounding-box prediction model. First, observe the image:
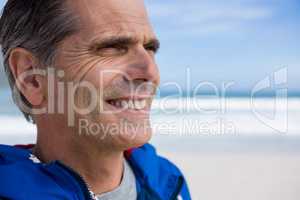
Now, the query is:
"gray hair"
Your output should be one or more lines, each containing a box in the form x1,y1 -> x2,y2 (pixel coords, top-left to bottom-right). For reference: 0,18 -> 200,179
0,0 -> 78,123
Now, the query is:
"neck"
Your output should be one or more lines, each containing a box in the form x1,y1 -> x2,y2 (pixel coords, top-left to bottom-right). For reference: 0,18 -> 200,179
33,124 -> 124,195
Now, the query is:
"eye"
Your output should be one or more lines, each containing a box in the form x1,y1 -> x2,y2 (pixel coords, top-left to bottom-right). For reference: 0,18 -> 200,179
144,43 -> 159,54
97,44 -> 128,56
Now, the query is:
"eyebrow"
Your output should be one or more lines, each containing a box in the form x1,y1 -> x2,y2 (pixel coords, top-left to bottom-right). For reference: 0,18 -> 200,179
89,35 -> 160,53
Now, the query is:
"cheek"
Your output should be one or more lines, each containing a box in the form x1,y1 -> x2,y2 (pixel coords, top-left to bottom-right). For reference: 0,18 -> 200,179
56,54 -> 107,83
76,58 -> 126,90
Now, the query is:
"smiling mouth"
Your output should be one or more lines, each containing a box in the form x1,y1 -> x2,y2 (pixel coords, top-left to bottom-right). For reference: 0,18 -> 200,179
106,98 -> 148,111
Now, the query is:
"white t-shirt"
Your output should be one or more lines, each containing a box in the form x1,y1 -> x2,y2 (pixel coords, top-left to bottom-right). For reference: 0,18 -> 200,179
95,159 -> 137,200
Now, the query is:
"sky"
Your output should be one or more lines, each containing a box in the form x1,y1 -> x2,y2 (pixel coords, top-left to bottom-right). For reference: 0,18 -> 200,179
0,0 -> 299,94
144,0 -> 300,94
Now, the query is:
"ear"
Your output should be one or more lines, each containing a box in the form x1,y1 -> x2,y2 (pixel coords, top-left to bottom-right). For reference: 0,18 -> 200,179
8,48 -> 45,106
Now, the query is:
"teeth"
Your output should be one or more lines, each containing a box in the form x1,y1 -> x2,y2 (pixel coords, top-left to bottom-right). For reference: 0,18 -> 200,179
134,100 -> 146,110
134,100 -> 141,110
109,99 -> 147,110
128,100 -> 134,109
140,100 -> 146,108
121,100 -> 128,109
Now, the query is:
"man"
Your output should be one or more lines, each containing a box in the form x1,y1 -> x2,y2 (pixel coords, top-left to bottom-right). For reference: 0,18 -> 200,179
0,0 -> 191,200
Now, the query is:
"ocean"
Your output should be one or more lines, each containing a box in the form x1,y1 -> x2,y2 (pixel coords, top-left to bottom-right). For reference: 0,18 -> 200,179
1,88 -> 300,143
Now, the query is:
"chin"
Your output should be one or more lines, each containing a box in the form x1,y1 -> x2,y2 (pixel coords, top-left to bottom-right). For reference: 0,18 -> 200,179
114,127 -> 153,150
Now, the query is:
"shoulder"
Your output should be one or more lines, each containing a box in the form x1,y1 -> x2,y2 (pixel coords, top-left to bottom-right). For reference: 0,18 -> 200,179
131,143 -> 182,175
127,143 -> 192,200
0,144 -> 76,200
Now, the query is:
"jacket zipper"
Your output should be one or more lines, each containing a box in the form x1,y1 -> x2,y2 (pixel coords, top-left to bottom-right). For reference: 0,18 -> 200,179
56,161 -> 96,200
56,161 -> 183,200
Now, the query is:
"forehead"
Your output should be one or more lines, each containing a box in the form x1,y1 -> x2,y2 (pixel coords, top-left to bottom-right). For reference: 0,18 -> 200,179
68,0 -> 155,41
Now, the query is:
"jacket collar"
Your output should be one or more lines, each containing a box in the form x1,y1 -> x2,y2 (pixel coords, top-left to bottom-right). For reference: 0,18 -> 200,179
0,144 -> 183,200
125,144 -> 184,200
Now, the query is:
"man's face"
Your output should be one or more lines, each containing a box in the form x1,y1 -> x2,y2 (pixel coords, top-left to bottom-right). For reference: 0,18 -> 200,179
54,0 -> 160,150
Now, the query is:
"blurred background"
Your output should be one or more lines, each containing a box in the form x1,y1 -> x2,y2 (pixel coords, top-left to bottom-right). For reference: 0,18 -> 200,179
0,0 -> 300,199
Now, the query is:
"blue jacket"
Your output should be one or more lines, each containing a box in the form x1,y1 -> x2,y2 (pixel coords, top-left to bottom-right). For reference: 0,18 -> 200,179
0,143 -> 191,200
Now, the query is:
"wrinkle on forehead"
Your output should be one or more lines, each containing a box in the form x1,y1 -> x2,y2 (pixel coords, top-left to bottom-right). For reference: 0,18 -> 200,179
66,0 -> 155,45
61,24 -> 156,57
68,0 -> 150,29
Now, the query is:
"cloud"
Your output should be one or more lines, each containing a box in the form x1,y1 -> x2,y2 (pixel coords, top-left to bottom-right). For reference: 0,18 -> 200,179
145,0 -> 275,37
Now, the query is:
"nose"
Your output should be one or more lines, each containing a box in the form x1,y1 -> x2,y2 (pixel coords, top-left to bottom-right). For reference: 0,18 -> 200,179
123,45 -> 160,86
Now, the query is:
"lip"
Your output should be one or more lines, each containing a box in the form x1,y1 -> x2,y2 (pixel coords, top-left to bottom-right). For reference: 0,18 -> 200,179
104,98 -> 151,115
105,95 -> 153,102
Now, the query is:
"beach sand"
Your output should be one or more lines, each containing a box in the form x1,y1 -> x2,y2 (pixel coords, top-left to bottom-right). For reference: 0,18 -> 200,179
159,151 -> 300,200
